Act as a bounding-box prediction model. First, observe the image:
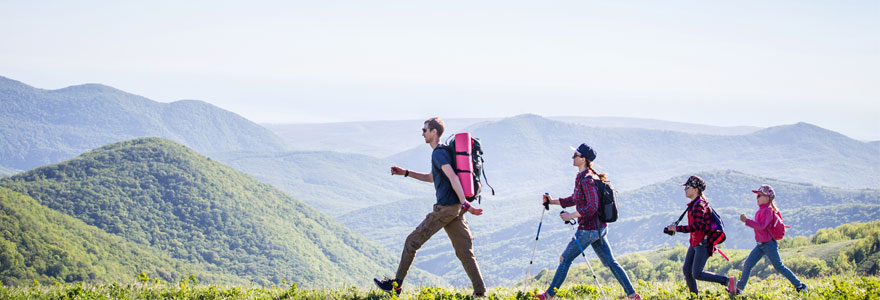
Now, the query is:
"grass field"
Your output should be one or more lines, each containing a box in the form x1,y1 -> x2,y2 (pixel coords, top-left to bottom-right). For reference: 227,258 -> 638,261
2,275 -> 876,299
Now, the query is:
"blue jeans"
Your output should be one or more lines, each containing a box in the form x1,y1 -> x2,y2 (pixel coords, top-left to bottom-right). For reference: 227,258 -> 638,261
682,241 -> 728,294
546,227 -> 635,296
736,240 -> 802,291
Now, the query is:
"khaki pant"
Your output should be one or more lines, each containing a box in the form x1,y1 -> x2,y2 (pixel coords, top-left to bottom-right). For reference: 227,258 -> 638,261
396,204 -> 486,294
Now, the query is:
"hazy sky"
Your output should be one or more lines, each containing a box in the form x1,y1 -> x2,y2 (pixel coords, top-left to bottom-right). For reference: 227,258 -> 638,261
2,1 -> 878,140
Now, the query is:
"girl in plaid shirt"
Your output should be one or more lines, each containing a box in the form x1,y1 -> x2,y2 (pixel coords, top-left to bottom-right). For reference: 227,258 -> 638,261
666,175 -> 736,295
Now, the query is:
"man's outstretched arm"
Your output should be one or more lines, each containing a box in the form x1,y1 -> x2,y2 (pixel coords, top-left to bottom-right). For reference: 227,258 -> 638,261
391,166 -> 432,182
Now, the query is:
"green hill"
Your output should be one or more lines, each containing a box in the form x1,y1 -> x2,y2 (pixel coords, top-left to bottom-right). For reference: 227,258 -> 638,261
0,76 -> 286,172
0,186 -> 240,286
523,221 -> 880,287
0,138 -> 442,287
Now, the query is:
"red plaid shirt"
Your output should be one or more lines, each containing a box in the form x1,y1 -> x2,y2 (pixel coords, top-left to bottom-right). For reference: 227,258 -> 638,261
558,170 -> 606,231
676,198 -> 722,256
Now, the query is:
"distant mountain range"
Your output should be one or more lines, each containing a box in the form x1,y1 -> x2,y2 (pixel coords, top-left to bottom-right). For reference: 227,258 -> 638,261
0,138 -> 442,287
263,117 -> 762,159
0,76 -> 286,172
0,166 -> 16,177
209,150 -> 433,216
389,114 -> 879,191
262,118 -> 494,158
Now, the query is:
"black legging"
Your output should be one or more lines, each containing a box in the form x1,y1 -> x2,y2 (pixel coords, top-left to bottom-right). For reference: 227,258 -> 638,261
682,241 -> 727,294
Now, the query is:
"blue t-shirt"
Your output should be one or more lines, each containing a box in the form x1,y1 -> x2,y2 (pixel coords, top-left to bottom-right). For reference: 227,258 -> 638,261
431,146 -> 459,205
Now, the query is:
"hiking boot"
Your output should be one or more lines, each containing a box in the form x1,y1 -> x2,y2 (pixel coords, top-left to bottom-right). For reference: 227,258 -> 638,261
796,283 -> 809,292
727,277 -> 737,295
626,292 -> 642,300
373,277 -> 401,295
473,292 -> 486,298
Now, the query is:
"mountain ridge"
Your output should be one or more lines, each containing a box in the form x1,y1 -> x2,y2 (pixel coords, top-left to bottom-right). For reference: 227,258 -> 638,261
0,76 -> 287,172
388,114 -> 878,190
0,137 -> 443,287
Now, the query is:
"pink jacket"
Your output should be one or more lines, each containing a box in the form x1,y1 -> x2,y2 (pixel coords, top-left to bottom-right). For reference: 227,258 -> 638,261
745,203 -> 775,242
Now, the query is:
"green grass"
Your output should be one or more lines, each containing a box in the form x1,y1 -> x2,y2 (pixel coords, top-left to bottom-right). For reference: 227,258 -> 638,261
2,275 -> 877,299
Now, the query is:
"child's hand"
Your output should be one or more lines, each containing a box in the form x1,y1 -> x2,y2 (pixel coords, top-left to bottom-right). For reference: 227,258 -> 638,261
740,214 -> 748,223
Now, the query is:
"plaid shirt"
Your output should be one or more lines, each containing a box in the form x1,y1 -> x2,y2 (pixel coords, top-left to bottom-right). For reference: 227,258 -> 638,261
558,170 -> 606,231
676,198 -> 720,256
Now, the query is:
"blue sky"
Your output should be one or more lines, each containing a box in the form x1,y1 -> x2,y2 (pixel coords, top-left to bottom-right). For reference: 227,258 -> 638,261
2,1 -> 878,140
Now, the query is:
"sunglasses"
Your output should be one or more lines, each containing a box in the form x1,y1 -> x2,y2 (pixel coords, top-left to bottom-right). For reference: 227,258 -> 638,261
572,153 -> 582,159
422,128 -> 428,133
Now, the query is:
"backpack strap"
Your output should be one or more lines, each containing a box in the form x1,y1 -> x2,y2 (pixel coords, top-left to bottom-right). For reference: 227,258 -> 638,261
480,156 -> 494,196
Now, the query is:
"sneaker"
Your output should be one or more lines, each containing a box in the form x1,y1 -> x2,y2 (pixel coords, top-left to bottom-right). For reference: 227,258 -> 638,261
727,277 -> 737,295
373,277 -> 401,295
627,292 -> 642,300
796,283 -> 809,292
473,292 -> 487,298
534,292 -> 548,300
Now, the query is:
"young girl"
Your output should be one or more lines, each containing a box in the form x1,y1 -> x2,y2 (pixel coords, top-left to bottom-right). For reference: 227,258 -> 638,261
733,184 -> 808,295
536,143 -> 641,300
665,175 -> 736,295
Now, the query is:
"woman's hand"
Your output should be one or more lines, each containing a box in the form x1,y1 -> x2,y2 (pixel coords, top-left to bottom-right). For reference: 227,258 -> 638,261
740,214 -> 748,223
560,212 -> 575,223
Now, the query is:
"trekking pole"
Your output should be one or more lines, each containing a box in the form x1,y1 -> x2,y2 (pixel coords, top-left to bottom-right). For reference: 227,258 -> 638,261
526,193 -> 551,284
561,211 -> 608,300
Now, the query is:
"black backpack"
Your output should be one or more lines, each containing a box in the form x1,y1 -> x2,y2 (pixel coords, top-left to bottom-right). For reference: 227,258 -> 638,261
577,175 -> 618,223
595,180 -> 619,223
441,135 -> 495,203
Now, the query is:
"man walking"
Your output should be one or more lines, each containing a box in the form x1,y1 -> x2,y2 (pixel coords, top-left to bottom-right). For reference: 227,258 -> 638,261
374,117 -> 487,297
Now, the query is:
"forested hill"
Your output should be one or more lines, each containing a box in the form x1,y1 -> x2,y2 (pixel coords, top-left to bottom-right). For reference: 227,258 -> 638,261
0,186 -> 241,286
523,221 -> 880,287
0,138 -> 442,287
0,76 -> 286,172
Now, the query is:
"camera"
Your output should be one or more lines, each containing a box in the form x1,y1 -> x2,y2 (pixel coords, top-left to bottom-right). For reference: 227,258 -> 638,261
663,222 -> 678,236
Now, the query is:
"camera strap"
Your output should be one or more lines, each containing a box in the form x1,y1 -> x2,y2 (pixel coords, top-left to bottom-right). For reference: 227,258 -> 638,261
673,201 -> 695,225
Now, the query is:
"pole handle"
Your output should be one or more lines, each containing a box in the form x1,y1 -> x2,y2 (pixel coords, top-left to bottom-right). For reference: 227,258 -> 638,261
542,192 -> 550,210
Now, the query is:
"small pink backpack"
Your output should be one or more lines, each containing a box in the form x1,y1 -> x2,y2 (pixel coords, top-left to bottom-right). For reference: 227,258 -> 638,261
769,211 -> 787,240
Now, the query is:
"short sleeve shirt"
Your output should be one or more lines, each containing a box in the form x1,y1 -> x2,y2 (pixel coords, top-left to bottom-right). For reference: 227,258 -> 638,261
431,146 -> 458,205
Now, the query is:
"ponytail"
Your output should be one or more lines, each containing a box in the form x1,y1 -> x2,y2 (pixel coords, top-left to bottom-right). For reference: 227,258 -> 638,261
769,199 -> 779,212
587,161 -> 608,182
697,190 -> 709,202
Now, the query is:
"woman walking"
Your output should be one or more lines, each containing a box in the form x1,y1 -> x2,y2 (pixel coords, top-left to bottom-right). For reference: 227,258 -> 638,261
732,184 -> 808,295
664,175 -> 737,295
536,143 -> 641,300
